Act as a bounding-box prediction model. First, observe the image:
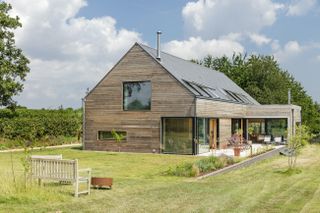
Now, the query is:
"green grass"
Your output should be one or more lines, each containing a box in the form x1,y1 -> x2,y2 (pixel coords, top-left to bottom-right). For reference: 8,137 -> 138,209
0,145 -> 320,212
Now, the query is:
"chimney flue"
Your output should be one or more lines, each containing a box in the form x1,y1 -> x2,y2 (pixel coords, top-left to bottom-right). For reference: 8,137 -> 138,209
156,31 -> 162,60
288,88 -> 291,105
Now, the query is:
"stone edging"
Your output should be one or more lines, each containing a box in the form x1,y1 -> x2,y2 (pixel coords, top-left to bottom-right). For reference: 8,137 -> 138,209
197,146 -> 286,180
0,143 -> 82,153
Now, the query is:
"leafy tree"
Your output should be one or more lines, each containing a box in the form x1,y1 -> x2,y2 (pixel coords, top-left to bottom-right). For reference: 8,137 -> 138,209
193,54 -> 320,133
287,125 -> 312,169
0,2 -> 30,108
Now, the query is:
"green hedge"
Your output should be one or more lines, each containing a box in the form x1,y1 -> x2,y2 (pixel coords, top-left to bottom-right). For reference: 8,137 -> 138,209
0,108 -> 82,140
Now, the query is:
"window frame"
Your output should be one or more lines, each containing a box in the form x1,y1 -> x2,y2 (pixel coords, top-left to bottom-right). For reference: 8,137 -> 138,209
97,130 -> 127,141
122,80 -> 152,111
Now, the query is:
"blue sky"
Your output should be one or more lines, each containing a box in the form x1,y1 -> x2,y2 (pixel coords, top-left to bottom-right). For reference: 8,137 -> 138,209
7,0 -> 320,108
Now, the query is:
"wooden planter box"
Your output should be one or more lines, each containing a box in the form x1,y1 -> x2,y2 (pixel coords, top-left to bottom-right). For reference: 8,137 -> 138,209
91,177 -> 113,189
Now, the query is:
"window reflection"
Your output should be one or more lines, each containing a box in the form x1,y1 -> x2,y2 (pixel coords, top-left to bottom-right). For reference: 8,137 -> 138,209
123,81 -> 151,110
162,118 -> 193,154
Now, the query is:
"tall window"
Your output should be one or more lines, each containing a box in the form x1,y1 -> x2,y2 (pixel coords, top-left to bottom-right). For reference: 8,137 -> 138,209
231,119 -> 242,134
123,81 -> 151,111
162,118 -> 193,154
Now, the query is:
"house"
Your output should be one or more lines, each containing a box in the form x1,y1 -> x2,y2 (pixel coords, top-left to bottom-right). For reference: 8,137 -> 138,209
83,32 -> 301,154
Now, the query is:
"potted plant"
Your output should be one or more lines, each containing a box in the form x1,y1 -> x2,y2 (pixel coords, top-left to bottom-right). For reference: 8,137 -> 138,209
247,126 -> 255,145
230,132 -> 242,157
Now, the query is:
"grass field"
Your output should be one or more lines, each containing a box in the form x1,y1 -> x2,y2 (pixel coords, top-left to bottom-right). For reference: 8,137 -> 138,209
0,145 -> 320,213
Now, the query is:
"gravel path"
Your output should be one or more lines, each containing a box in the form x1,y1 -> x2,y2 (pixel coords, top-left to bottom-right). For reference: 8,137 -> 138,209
0,143 -> 81,153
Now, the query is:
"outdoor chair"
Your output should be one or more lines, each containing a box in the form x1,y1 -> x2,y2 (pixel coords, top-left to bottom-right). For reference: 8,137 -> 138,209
257,135 -> 265,143
274,137 -> 282,144
264,135 -> 272,144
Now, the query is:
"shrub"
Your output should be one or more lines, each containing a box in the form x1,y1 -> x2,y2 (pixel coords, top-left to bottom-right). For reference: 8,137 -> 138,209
165,162 -> 199,177
196,156 -> 218,173
165,156 -> 235,177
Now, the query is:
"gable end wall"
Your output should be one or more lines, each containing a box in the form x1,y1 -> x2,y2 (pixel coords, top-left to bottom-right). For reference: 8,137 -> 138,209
84,44 -> 195,153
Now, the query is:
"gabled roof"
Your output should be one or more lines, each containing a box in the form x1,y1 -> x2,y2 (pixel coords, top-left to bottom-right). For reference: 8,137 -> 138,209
138,43 -> 259,105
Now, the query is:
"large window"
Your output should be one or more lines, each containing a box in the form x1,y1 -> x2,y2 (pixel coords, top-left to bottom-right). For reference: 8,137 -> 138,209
266,119 -> 287,138
162,118 -> 193,154
123,81 -> 151,111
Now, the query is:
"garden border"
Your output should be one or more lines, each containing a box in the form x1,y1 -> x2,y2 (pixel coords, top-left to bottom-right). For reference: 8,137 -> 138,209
197,146 -> 286,180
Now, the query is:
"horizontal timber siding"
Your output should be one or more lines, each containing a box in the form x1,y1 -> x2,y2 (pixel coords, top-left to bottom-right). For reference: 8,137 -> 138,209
85,44 -> 195,153
196,99 -> 246,118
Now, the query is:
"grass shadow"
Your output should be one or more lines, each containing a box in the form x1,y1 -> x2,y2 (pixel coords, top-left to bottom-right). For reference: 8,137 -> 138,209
91,186 -> 112,191
71,146 -> 83,150
274,168 -> 302,176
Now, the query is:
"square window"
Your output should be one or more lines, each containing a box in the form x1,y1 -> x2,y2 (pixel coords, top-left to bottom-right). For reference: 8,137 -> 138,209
123,81 -> 151,110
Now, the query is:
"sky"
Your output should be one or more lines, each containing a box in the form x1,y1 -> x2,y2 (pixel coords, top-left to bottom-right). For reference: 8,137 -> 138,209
6,0 -> 320,108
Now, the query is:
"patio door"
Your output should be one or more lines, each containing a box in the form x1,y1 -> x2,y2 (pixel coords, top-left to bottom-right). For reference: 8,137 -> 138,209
197,118 -> 210,154
197,118 -> 218,154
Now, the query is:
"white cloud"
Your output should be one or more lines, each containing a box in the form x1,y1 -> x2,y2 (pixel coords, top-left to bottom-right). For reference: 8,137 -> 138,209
182,0 -> 284,38
248,33 -> 271,46
274,41 -> 302,62
220,32 -> 244,42
8,0 -> 142,108
271,40 -> 281,51
163,37 -> 244,60
285,41 -> 302,53
287,0 -> 317,16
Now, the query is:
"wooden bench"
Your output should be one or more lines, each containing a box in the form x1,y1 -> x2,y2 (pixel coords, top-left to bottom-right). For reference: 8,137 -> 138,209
31,154 -> 63,160
30,157 -> 91,197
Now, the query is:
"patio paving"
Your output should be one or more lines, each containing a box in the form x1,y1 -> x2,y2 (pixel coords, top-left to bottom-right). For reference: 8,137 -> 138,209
198,144 -> 285,157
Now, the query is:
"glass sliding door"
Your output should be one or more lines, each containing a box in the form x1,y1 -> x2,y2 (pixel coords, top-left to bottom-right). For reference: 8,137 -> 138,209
162,118 -> 193,154
266,118 -> 287,139
248,119 -> 266,142
197,118 -> 210,154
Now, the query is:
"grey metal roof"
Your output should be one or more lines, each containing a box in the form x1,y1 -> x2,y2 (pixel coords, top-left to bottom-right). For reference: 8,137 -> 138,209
138,43 -> 260,105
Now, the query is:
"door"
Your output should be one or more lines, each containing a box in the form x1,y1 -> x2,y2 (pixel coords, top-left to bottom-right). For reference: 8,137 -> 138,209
209,119 -> 217,149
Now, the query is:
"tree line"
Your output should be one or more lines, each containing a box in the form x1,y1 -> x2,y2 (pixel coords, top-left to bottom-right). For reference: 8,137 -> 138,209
192,54 -> 320,133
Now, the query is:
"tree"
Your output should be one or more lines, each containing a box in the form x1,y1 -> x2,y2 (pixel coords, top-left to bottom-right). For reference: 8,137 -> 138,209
287,125 -> 312,169
192,54 -> 320,133
0,2 -> 30,108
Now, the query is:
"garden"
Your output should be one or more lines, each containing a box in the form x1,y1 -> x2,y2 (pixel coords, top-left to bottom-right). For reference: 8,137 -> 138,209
0,144 -> 320,212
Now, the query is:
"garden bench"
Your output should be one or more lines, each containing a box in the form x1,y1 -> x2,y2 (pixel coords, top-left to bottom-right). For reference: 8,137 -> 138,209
30,157 -> 91,197
31,154 -> 62,160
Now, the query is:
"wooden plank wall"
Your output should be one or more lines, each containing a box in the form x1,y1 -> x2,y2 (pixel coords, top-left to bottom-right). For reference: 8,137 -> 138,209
196,99 -> 246,118
219,118 -> 232,148
84,44 -> 195,153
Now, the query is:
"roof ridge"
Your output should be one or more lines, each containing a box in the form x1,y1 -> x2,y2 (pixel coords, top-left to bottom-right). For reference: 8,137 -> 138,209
138,43 -> 224,76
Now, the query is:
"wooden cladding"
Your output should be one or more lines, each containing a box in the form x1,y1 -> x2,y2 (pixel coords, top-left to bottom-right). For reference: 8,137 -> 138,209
84,44 -> 195,153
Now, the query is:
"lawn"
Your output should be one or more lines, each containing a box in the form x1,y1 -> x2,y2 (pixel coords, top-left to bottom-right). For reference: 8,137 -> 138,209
0,145 -> 320,213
